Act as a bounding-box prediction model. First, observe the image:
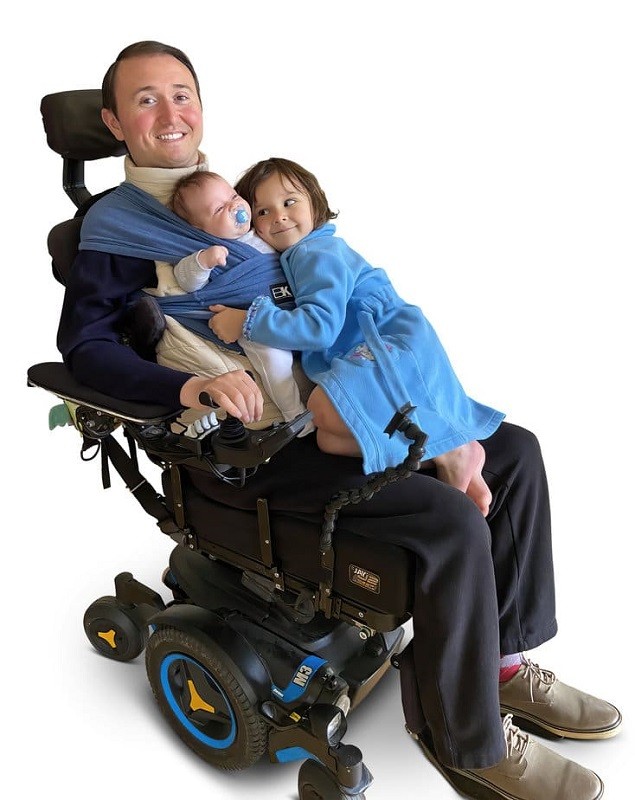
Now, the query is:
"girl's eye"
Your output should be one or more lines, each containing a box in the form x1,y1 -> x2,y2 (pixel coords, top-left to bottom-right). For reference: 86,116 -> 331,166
257,209 -> 269,217
284,198 -> 296,208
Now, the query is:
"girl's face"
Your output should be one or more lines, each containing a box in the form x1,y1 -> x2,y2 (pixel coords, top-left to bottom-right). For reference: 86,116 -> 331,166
252,173 -> 314,251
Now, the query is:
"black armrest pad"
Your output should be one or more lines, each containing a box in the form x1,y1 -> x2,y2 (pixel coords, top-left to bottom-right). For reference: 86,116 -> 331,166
28,362 -> 181,424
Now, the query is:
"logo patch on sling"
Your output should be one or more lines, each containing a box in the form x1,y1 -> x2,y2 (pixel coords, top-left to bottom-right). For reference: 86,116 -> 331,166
349,564 -> 380,594
270,282 -> 294,305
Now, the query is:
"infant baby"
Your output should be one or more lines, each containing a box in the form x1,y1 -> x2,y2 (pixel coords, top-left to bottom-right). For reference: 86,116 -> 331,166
170,171 -> 313,434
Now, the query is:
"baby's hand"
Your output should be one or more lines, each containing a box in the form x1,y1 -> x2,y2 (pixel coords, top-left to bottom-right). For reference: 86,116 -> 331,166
198,245 -> 229,269
209,304 -> 247,344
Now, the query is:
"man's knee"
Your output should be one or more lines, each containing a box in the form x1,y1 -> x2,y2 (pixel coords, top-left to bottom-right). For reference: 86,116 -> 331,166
431,483 -> 493,556
484,422 -> 543,472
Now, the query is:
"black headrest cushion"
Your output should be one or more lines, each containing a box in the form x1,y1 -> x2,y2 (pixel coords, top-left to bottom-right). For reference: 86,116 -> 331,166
41,89 -> 127,161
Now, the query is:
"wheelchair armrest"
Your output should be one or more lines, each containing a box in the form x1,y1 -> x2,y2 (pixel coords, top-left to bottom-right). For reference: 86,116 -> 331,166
27,361 -> 181,424
27,361 -> 313,471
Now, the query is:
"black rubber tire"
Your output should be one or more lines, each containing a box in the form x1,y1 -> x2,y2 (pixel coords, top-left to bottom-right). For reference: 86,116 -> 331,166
83,595 -> 146,662
145,625 -> 268,770
298,759 -> 366,800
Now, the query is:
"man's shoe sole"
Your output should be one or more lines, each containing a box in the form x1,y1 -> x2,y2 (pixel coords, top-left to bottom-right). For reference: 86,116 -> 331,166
406,725 -> 604,800
499,705 -> 622,740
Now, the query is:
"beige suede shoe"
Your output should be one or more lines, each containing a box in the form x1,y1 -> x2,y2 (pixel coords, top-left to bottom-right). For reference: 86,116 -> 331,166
410,714 -> 604,800
499,660 -> 622,739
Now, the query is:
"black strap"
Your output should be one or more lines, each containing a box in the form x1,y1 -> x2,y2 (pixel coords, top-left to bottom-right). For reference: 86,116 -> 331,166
101,433 -> 173,526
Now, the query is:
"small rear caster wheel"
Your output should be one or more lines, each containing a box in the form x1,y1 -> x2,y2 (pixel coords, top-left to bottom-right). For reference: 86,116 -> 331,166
83,595 -> 147,662
298,759 -> 366,800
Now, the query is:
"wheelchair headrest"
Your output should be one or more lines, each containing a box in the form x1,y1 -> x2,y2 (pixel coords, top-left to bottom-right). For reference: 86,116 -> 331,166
41,90 -> 126,161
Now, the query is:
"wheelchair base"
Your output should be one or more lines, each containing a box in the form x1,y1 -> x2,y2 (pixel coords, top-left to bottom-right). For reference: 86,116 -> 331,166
83,544 -> 405,798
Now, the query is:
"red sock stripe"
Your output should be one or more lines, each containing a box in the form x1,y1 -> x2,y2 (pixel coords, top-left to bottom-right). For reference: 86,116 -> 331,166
499,663 -> 522,683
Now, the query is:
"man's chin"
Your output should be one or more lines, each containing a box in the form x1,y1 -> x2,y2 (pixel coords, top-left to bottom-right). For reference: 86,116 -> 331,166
156,145 -> 201,170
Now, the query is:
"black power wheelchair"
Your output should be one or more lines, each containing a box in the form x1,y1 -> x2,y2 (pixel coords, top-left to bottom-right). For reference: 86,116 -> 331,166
28,90 -> 427,800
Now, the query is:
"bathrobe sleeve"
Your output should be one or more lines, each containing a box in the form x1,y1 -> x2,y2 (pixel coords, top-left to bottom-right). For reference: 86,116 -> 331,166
243,237 -> 358,350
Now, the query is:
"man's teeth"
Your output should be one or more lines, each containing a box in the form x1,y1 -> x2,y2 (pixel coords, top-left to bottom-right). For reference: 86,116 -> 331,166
157,132 -> 184,140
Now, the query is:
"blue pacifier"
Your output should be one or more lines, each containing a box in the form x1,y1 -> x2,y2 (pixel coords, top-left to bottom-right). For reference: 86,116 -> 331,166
234,207 -> 249,225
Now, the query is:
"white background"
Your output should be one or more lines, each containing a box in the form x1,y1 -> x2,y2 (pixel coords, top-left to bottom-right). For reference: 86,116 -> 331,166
4,1 -> 633,798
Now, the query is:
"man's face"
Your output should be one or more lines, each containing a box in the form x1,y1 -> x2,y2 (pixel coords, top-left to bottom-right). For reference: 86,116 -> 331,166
101,53 -> 203,169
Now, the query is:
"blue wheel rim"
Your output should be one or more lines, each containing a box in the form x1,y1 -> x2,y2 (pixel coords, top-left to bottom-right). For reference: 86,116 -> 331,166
160,653 -> 237,749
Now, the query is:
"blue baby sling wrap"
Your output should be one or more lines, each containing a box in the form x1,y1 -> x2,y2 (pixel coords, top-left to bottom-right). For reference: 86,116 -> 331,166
79,182 -> 292,353
80,185 -> 504,473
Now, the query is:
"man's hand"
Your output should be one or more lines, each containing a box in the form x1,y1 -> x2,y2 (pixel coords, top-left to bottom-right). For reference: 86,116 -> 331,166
209,304 -> 247,344
179,371 -> 263,423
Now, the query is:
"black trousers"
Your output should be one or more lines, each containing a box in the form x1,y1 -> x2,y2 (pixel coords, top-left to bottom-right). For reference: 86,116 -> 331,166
191,421 -> 556,769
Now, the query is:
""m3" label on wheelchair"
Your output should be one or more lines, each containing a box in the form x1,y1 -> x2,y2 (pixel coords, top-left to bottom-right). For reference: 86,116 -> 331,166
349,564 -> 380,594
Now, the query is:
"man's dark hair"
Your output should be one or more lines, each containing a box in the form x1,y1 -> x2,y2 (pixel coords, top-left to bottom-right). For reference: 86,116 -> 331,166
101,40 -> 201,115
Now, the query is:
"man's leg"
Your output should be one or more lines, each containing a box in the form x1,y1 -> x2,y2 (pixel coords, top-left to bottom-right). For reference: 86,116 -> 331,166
482,422 -> 557,654
482,422 -> 621,739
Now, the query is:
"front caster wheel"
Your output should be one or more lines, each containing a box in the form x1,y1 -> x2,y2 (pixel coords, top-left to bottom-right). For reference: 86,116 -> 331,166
298,759 -> 366,800
83,595 -> 147,662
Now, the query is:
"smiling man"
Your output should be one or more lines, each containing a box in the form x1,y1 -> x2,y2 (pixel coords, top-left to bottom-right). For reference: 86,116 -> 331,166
101,46 -> 203,169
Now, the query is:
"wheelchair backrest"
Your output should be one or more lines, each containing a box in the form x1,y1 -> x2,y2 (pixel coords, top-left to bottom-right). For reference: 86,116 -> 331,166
41,90 -> 126,285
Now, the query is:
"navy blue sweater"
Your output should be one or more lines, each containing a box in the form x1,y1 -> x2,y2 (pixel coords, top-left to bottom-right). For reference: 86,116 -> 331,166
57,249 -> 192,407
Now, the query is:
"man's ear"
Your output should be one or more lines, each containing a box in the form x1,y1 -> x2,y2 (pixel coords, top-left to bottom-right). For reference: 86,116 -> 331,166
101,108 -> 125,142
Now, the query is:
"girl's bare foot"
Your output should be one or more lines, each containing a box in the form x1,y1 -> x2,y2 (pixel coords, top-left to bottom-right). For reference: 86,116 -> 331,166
434,441 -> 492,516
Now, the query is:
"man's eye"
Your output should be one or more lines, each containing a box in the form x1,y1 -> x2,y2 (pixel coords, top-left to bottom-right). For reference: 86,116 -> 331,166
175,93 -> 190,103
140,97 -> 157,106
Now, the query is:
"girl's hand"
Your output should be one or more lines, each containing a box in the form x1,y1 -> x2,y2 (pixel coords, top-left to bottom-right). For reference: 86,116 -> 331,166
209,304 -> 247,344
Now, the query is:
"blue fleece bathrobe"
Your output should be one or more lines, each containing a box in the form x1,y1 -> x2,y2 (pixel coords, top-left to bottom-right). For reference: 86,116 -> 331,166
244,224 -> 505,474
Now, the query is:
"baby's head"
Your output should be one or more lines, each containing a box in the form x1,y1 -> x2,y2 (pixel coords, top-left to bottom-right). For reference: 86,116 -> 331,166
235,158 -> 337,251
170,171 -> 251,239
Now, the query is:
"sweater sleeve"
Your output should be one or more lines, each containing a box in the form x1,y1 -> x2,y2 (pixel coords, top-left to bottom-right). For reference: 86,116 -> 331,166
174,251 -> 211,292
243,241 -> 356,350
57,249 -> 193,407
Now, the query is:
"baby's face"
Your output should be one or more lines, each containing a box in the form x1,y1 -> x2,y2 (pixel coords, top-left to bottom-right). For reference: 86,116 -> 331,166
186,176 -> 251,239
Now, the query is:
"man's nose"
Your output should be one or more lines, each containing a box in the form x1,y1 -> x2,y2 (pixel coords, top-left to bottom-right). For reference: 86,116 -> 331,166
156,98 -> 180,124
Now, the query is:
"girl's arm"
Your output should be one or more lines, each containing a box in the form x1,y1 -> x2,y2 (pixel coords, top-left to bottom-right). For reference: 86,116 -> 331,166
242,242 -> 357,350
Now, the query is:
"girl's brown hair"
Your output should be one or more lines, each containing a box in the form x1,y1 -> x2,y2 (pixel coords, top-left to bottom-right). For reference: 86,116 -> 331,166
235,157 -> 338,229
